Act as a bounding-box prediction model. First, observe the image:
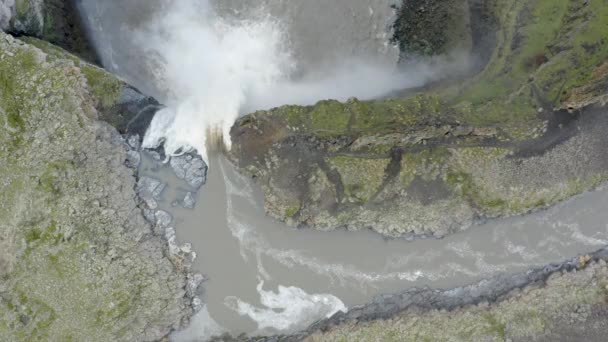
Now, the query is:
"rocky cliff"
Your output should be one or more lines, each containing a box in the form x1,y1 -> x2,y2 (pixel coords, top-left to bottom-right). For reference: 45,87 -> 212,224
0,0 -> 95,61
230,0 -> 608,238
0,32 -> 196,341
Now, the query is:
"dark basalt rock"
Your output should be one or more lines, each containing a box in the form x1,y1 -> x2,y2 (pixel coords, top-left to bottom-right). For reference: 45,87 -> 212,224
43,0 -> 98,62
3,0 -> 98,62
100,85 -> 163,136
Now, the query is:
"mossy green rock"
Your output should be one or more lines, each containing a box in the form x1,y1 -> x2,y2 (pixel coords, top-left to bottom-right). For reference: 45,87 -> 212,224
1,0 -> 96,61
230,0 -> 608,237
19,36 -> 161,135
0,33 -> 192,341
4,0 -> 44,36
392,0 -> 473,57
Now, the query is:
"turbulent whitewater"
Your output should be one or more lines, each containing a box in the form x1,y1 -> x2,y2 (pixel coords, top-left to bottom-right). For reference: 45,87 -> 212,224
79,0 -> 461,161
77,0 -> 608,340
138,0 -> 293,159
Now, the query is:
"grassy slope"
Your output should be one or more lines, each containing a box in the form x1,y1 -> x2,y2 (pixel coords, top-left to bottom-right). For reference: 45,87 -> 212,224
243,0 -> 608,139
0,34 -> 186,341
230,0 -> 608,236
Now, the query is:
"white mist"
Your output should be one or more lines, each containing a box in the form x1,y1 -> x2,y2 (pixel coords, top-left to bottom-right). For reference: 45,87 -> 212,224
129,0 -> 465,162
138,0 -> 293,160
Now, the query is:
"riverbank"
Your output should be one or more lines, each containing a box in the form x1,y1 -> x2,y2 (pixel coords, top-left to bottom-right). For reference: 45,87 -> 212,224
226,247 -> 608,341
229,0 -> 608,238
0,32 -> 200,340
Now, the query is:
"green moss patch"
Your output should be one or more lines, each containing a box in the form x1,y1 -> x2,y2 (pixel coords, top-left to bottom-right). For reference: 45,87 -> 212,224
19,37 -> 124,108
330,156 -> 390,203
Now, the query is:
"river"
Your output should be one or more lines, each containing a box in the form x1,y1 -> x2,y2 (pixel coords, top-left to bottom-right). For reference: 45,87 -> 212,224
77,0 -> 608,340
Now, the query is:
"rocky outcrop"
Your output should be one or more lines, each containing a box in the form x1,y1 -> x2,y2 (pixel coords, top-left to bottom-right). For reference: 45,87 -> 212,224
230,0 -> 608,238
392,0 -> 473,58
19,36 -> 161,135
0,0 -> 96,61
170,153 -> 208,190
0,32 -> 197,340
0,0 -> 44,36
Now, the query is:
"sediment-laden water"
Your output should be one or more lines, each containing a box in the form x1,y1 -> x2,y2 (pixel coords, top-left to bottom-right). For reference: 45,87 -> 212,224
138,152 -> 608,340
78,0 -> 608,340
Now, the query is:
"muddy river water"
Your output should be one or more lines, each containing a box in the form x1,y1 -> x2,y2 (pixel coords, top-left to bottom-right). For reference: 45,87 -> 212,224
78,0 -> 608,340
140,152 -> 608,339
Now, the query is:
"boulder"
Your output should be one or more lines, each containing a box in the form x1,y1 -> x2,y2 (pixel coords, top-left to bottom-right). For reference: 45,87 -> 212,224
170,153 -> 208,189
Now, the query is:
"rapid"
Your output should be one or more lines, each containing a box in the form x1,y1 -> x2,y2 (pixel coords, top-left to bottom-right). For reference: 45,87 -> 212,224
77,0 -> 608,340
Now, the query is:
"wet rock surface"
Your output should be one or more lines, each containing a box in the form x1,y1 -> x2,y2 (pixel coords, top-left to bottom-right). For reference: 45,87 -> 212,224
1,0 -> 97,61
103,85 -> 163,136
170,153 -> 209,189
181,191 -> 197,209
127,134 -> 202,281
137,176 -> 166,209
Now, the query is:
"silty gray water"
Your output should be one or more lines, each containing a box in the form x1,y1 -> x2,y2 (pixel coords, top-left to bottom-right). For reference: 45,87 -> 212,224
138,151 -> 608,339
78,0 -> 608,339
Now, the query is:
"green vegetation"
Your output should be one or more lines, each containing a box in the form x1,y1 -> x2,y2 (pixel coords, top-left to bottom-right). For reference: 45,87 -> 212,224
392,0 -> 472,56
81,65 -> 123,108
483,314 -> 507,340
400,147 -> 451,186
42,11 -> 56,41
259,95 -> 442,138
19,37 -> 124,108
15,0 -> 31,21
329,156 -> 390,203
284,205 -> 301,218
0,33 -> 186,341
0,48 -> 42,150
245,0 -> 608,141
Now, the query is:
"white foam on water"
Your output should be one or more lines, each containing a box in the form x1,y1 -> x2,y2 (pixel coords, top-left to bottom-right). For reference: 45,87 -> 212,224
505,241 -> 540,261
564,222 -> 608,246
131,0 -> 470,162
138,0 -> 293,161
219,159 -> 445,285
224,280 -> 347,332
171,305 -> 225,342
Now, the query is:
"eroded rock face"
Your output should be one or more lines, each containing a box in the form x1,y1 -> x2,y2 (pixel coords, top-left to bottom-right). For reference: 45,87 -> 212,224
1,0 -> 96,61
231,104 -> 608,238
230,0 -> 608,238
392,0 -> 473,58
0,0 -> 43,35
0,33 -> 195,340
18,37 -> 162,136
